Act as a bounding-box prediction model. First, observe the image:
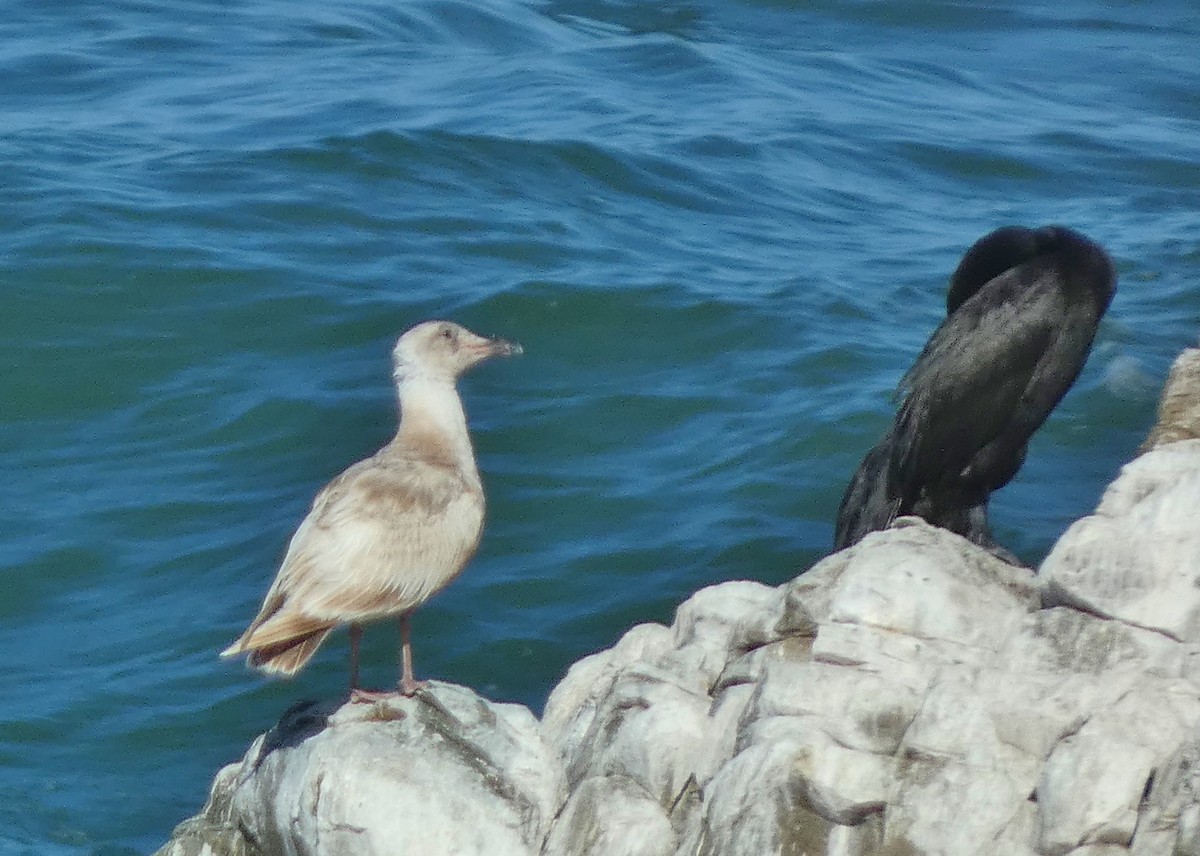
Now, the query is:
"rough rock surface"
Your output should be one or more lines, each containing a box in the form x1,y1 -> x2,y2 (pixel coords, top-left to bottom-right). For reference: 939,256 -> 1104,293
156,683 -> 564,856
159,348 -> 1200,856
1141,345 -> 1200,451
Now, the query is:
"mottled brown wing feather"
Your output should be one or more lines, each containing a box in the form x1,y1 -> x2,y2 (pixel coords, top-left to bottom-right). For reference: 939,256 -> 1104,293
247,627 -> 333,676
223,447 -> 484,664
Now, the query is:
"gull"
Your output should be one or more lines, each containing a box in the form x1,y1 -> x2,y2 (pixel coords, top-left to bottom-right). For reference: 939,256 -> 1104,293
221,320 -> 522,698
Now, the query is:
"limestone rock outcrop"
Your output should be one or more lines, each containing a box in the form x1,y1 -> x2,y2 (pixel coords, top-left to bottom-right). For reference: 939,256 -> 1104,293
158,345 -> 1200,856
156,684 -> 564,856
1141,344 -> 1200,451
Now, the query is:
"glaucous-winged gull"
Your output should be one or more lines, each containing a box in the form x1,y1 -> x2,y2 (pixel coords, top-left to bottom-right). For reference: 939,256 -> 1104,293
221,320 -> 522,698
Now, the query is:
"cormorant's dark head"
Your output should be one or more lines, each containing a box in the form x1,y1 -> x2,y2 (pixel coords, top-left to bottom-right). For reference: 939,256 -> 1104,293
945,225 -> 1116,317
945,226 -> 1044,314
1040,225 -> 1118,312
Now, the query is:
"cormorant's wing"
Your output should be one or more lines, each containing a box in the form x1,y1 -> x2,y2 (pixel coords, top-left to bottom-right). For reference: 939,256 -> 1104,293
890,265 -> 1066,500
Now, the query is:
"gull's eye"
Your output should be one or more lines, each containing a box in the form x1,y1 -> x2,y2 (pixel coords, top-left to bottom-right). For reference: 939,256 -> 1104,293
440,326 -> 456,343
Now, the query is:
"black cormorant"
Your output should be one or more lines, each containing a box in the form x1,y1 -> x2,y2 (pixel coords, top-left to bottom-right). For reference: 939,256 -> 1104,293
834,225 -> 1117,563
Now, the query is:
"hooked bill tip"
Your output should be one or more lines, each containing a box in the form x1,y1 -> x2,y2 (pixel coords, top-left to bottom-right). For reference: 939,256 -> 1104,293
495,339 -> 523,357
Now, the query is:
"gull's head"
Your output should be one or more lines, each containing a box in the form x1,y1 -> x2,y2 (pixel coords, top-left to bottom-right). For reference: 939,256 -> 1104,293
392,320 -> 522,384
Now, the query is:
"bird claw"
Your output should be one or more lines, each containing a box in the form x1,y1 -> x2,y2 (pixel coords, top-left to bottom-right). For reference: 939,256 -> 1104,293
400,677 -> 428,697
349,688 -> 397,704
349,678 -> 427,704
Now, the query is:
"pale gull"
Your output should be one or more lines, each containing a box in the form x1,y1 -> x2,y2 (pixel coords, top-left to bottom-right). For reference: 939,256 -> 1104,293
221,320 -> 522,698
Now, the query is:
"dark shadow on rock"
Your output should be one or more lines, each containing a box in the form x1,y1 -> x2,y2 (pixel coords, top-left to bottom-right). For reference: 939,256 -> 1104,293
250,697 -> 340,771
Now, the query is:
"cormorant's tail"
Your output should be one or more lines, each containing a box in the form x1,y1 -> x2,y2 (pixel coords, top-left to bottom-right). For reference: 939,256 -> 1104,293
834,436 -> 901,551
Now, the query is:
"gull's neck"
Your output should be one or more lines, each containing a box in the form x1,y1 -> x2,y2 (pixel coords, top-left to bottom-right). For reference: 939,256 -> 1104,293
392,373 -> 480,485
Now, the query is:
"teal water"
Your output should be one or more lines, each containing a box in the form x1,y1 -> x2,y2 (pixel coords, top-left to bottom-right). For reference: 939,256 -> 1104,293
2,0 -> 1198,851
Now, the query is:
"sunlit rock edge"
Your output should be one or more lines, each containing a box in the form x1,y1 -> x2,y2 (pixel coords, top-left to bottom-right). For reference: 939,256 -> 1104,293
157,346 -> 1200,856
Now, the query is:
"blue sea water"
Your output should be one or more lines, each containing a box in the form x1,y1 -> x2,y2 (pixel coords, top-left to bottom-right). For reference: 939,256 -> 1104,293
1,0 -> 1197,851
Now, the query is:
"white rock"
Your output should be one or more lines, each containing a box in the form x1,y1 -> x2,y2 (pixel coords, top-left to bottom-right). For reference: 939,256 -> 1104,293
826,520 -> 1038,650
1037,680 -> 1200,854
561,664 -> 710,806
1131,737 -> 1200,855
1040,440 -> 1200,642
159,683 -> 564,856
542,622 -> 674,764
692,739 -> 832,856
669,581 -> 782,659
884,757 -> 1041,856
541,776 -> 674,856
1037,734 -> 1155,853
691,682 -> 755,787
1141,345 -> 1200,450
999,606 -> 1193,679
749,659 -> 919,755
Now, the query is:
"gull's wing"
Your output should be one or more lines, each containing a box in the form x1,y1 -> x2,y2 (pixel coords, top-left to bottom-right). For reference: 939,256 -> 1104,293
226,450 -> 484,655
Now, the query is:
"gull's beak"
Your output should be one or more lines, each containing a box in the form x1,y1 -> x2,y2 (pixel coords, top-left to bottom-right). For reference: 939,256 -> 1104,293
463,332 -> 523,365
489,337 -> 523,358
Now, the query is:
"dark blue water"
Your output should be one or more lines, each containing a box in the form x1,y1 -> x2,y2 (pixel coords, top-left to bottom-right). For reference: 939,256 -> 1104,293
1,0 -> 1197,851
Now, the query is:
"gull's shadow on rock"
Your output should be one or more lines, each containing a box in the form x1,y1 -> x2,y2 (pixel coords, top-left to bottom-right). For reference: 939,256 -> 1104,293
249,697 -> 341,771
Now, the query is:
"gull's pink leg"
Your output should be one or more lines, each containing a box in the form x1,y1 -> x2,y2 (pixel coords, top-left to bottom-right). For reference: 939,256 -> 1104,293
399,610 -> 427,696
349,624 -> 392,703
